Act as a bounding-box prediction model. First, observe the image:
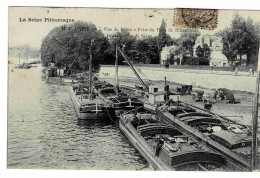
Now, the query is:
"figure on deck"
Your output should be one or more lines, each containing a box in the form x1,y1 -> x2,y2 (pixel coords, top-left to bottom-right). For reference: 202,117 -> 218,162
155,138 -> 164,156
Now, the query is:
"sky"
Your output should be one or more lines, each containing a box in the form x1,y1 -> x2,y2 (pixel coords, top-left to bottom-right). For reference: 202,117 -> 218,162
8,7 -> 260,49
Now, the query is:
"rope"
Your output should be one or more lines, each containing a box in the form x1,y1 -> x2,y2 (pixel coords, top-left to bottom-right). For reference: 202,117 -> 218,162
211,111 -> 239,139
105,106 -> 115,123
122,106 -> 143,115
160,99 -> 172,111
223,115 -> 252,132
112,96 -> 120,103
210,108 -> 250,141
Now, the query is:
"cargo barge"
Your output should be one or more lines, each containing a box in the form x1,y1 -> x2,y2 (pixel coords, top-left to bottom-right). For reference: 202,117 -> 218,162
69,81 -> 112,119
156,100 -> 259,171
119,107 -> 230,171
94,81 -> 143,113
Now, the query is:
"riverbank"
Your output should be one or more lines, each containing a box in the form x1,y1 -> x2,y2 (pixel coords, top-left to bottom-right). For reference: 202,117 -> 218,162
99,65 -> 257,93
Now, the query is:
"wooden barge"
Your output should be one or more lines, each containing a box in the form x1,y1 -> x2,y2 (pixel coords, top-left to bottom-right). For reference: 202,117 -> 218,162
155,100 -> 259,171
94,81 -> 143,112
119,107 -> 230,171
69,80 -> 112,120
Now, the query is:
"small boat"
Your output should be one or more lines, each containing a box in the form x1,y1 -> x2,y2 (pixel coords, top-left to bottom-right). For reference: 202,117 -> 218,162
23,63 -> 32,69
156,100 -> 257,171
14,63 -> 32,69
14,64 -> 24,69
69,81 -> 113,119
119,107 -> 229,171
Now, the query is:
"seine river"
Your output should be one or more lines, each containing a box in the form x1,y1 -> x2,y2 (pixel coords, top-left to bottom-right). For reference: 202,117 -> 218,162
7,63 -> 147,170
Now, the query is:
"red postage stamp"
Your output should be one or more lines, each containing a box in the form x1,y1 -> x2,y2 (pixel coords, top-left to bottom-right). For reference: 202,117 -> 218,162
173,8 -> 219,30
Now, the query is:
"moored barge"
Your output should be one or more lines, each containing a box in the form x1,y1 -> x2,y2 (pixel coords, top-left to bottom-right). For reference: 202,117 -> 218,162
156,100 -> 259,171
69,81 -> 112,119
119,107 -> 230,171
94,81 -> 143,113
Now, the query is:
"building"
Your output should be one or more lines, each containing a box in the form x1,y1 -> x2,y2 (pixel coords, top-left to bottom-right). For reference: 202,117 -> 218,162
160,46 -> 176,64
193,35 -> 229,67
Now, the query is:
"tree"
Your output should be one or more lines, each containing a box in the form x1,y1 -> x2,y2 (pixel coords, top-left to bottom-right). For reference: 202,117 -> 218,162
108,31 -> 137,64
217,14 -> 260,65
195,45 -> 204,58
131,37 -> 159,64
146,36 -> 160,64
195,44 -> 210,65
165,34 -> 174,46
175,32 -> 201,59
216,28 -> 237,64
202,43 -> 211,59
41,21 -> 109,70
157,19 -> 167,52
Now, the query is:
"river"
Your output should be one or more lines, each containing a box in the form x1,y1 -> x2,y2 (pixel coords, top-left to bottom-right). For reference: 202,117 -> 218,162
7,63 -> 147,170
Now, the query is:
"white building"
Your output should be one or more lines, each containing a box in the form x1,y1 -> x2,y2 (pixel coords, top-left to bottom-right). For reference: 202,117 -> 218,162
160,46 -> 176,64
193,35 -> 229,67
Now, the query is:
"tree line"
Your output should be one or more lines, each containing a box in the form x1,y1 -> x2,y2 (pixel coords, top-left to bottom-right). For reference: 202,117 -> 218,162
216,13 -> 260,65
41,13 -> 260,71
9,44 -> 40,59
41,20 -> 171,70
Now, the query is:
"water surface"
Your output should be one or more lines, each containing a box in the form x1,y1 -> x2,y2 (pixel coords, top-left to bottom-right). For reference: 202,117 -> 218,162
8,64 -> 147,170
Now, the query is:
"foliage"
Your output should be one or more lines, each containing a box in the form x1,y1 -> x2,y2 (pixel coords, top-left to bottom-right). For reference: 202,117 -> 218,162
195,45 -> 203,58
131,37 -> 159,64
41,21 -> 109,70
174,32 -> 201,59
217,14 -> 260,65
157,19 -> 167,52
195,44 -> 211,59
107,31 -> 137,65
182,57 -> 209,65
108,32 -> 163,64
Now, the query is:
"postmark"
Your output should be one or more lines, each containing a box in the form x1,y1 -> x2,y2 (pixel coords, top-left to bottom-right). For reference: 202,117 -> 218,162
173,8 -> 218,30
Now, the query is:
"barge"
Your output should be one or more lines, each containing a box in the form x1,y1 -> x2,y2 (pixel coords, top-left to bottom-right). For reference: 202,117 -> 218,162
69,40 -> 114,120
119,107 -> 230,171
94,81 -> 143,114
156,100 -> 259,171
69,81 -> 112,119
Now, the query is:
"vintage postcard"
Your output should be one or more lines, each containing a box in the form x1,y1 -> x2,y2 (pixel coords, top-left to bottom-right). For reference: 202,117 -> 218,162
8,7 -> 260,171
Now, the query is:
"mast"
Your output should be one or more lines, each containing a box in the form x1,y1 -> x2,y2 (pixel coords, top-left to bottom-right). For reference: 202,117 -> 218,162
117,47 -> 149,92
115,44 -> 119,95
251,46 -> 260,171
89,39 -> 94,99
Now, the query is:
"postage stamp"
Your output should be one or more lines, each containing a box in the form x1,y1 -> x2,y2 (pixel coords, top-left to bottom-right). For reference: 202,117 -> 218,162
173,8 -> 219,30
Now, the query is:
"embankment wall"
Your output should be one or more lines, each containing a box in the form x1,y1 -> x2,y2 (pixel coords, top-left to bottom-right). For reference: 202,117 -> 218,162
99,65 -> 257,93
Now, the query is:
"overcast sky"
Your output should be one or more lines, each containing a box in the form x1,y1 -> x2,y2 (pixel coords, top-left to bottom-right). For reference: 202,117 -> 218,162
8,7 -> 260,49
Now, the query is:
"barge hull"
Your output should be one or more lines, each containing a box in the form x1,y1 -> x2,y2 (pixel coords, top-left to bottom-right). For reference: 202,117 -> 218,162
69,86 -> 109,120
156,108 -> 250,171
119,119 -> 172,171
